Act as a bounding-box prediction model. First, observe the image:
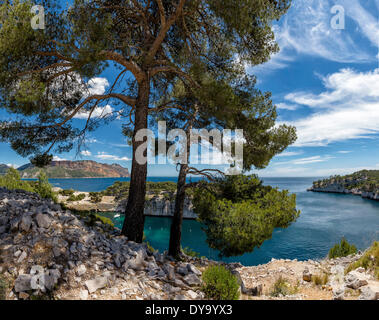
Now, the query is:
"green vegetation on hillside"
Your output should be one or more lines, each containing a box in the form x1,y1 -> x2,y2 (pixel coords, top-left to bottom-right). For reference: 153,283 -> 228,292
0,164 -> 9,175
270,276 -> 299,297
313,170 -> 379,193
96,181 -> 179,200
19,166 -> 106,179
0,168 -> 57,201
346,241 -> 379,280
328,238 -> 357,259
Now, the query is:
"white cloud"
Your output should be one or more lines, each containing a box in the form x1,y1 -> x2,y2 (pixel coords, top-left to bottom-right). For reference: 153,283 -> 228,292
276,151 -> 304,157
338,151 -> 352,154
283,68 -> 379,146
260,164 -> 379,178
252,0 -> 376,74
74,105 -> 114,119
6,163 -> 18,169
87,77 -> 109,96
276,155 -> 334,166
276,103 -> 300,111
53,156 -> 67,161
95,152 -> 130,161
346,0 -> 379,47
80,150 -> 92,156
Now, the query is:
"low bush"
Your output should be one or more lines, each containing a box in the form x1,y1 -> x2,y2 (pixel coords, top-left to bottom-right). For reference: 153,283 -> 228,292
34,171 -> 57,202
0,168 -> 35,193
89,192 -> 102,203
0,168 -> 57,202
67,193 -> 86,202
312,273 -> 329,286
201,265 -> 240,300
328,238 -> 357,259
345,241 -> 379,280
0,275 -> 8,300
59,189 -> 75,197
270,276 -> 298,297
182,246 -> 201,258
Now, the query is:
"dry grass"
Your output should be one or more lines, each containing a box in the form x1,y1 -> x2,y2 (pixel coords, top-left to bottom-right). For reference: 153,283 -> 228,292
345,241 -> 379,280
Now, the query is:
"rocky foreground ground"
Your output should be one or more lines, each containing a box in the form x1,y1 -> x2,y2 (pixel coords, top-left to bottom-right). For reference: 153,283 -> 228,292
0,188 -> 378,300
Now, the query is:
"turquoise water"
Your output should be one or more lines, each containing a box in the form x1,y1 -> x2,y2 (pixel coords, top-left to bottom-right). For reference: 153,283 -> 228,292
49,177 -> 379,266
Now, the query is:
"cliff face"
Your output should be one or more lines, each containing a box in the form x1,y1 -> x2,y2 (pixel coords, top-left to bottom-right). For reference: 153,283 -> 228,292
18,160 -> 130,179
309,171 -> 379,201
115,196 -> 197,219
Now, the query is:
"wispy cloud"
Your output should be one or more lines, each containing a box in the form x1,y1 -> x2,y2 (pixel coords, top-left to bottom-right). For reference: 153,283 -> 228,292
95,152 -> 130,161
276,151 -> 304,157
276,155 -> 334,166
283,68 -> 379,146
74,105 -> 114,119
53,156 -> 67,161
253,0 -> 376,74
276,103 -> 300,111
80,150 -> 92,156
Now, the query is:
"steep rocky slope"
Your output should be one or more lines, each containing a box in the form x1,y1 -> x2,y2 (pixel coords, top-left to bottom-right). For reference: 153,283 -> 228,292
18,161 -> 130,179
0,188 -> 377,300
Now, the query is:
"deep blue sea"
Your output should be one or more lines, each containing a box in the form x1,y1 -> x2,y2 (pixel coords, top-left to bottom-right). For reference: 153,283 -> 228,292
49,177 -> 379,266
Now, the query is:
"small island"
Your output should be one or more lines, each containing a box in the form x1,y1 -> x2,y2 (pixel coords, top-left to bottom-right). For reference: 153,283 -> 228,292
308,170 -> 379,201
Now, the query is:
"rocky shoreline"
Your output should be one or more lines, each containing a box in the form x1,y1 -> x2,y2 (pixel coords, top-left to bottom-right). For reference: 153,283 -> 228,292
56,190 -> 198,219
0,188 -> 378,300
308,185 -> 379,201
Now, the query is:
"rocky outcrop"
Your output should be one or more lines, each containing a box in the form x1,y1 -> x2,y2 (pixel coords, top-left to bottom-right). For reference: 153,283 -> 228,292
308,170 -> 379,201
1,187 -> 378,301
0,187 -> 204,300
116,196 -> 197,219
18,160 -> 130,179
309,185 -> 379,201
59,192 -> 198,219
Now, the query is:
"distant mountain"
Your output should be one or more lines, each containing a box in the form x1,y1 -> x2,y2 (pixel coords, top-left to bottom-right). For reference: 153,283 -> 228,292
18,160 -> 130,179
0,164 -> 10,175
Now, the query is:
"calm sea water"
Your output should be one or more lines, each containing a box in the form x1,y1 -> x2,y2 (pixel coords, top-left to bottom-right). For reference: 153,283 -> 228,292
49,177 -> 379,266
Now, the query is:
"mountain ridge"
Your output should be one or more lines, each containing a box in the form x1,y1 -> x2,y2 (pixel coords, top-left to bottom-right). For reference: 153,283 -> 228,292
15,160 -> 130,179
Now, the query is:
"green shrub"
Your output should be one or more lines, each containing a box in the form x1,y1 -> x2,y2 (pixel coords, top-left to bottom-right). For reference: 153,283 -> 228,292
312,273 -> 329,286
34,170 -> 57,202
89,192 -> 102,203
59,189 -> 75,197
201,265 -> 240,300
270,276 -> 298,297
346,241 -> 379,280
328,238 -> 357,259
182,246 -> 201,258
0,168 -> 34,192
67,193 -> 86,202
0,275 -> 8,300
0,168 -> 57,202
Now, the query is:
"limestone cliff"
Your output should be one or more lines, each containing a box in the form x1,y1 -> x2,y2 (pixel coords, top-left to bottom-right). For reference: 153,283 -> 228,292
18,160 -> 130,179
308,170 -> 379,201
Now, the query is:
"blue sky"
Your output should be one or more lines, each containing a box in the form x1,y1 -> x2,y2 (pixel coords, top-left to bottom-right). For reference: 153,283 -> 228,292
1,0 -> 379,177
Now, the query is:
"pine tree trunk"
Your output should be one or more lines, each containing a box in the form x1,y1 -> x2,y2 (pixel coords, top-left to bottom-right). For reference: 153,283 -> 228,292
168,163 -> 188,258
121,79 -> 149,243
168,109 -> 196,258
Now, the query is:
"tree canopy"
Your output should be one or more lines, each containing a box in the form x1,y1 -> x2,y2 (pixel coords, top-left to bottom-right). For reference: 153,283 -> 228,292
193,175 -> 300,257
0,0 -> 292,242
